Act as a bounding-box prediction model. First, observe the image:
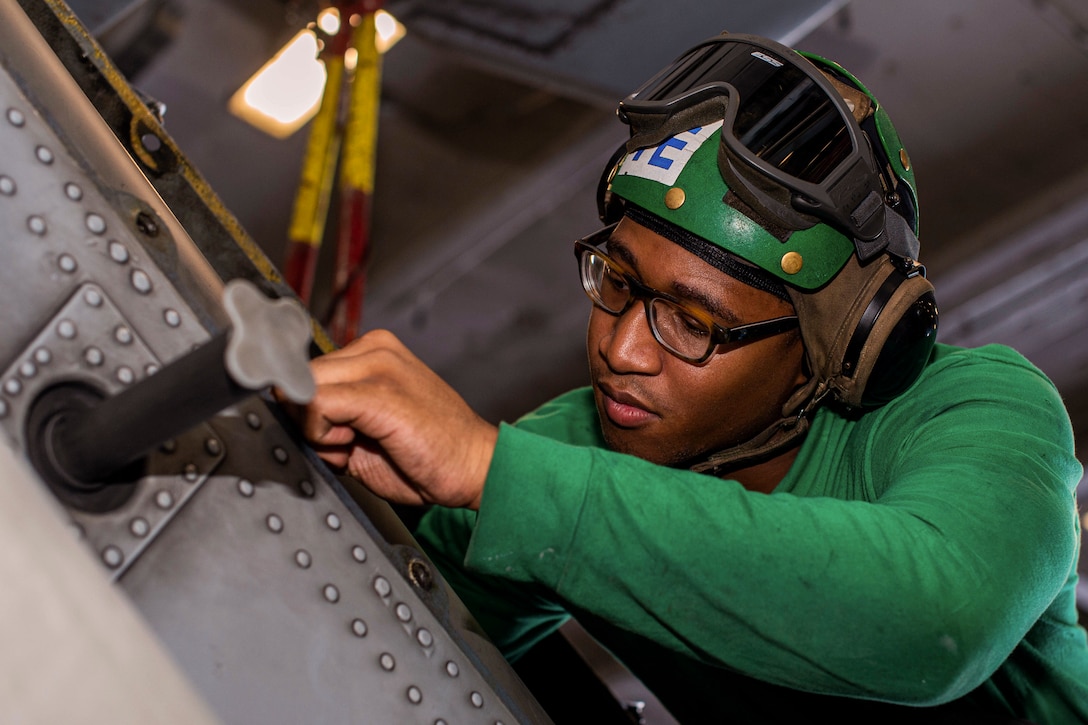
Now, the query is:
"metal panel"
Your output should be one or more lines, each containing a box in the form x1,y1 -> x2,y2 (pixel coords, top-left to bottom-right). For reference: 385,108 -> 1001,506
0,1 -> 551,722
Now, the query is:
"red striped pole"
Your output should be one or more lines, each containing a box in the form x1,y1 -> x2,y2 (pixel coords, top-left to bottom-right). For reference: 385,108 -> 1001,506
328,1 -> 383,345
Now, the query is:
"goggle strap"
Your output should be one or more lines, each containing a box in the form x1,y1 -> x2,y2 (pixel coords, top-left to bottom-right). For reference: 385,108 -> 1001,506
880,209 -> 921,261
849,191 -> 889,261
623,100 -> 728,154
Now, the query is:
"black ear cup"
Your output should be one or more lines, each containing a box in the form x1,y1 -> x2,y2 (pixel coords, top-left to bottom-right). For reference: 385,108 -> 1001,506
840,263 -> 938,408
787,254 -> 938,413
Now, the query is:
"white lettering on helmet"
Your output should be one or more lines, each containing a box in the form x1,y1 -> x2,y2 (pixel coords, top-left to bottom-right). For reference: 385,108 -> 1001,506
615,120 -> 723,186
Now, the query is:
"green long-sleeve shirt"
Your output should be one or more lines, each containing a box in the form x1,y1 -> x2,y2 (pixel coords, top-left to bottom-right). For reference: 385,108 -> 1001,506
417,344 -> 1088,722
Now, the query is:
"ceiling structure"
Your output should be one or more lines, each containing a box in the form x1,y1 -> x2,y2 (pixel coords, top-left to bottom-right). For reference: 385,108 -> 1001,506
69,0 -> 1088,606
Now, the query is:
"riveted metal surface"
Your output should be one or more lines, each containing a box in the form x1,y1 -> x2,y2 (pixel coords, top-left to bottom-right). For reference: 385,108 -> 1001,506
121,397 -> 523,723
0,1 -> 550,722
0,282 -> 224,580
0,63 -> 208,370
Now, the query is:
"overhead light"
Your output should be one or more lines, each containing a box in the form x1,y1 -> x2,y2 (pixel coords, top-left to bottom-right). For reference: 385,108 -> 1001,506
228,29 -> 326,139
228,9 -> 405,139
317,6 -> 341,36
373,10 -> 406,53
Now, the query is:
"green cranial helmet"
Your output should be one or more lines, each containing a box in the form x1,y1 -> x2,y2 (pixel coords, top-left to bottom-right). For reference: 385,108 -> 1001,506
606,120 -> 854,291
598,33 -> 938,473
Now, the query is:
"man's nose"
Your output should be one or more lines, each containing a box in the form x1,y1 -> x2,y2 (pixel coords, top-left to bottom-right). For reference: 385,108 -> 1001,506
598,302 -> 663,374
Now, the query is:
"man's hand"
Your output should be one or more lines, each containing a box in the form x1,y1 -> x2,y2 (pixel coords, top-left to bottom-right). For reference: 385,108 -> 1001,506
289,330 -> 498,510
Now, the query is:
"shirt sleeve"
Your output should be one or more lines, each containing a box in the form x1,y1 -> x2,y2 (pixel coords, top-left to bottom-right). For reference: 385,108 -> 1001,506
413,389 -> 603,660
464,346 -> 1084,705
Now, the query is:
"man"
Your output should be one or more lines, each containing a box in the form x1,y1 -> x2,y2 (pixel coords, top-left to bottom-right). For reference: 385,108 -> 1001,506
294,33 -> 1088,722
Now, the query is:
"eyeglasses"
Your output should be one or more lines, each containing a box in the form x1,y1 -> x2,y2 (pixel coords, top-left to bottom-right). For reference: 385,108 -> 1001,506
617,33 -> 886,245
574,225 -> 799,364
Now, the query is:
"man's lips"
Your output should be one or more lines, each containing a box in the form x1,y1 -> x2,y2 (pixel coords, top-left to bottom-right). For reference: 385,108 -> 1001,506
596,381 -> 659,428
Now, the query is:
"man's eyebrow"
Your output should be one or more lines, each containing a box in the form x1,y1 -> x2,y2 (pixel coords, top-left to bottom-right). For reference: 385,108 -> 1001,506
673,282 -> 740,325
605,238 -> 740,325
604,238 -> 639,271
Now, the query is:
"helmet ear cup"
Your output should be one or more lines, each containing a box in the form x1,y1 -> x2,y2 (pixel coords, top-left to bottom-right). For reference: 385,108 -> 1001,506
787,256 -> 939,412
842,268 -> 938,408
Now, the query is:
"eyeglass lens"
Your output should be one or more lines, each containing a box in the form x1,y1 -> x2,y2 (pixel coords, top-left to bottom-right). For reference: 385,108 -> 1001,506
582,249 -> 715,361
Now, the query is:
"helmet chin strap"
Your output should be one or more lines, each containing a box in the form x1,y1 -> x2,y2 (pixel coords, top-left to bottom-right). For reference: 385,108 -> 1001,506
688,377 -> 827,478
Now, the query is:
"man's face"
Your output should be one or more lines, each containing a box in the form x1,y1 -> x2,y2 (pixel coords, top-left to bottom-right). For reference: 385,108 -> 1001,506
587,217 -> 807,468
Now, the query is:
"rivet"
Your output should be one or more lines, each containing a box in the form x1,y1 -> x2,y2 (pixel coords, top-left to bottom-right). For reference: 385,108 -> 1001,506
299,480 -> 315,497
470,691 -> 484,708
323,584 -> 340,603
664,187 -> 686,210
130,517 -> 150,537
395,603 -> 412,622
6,108 -> 25,126
163,309 -> 181,327
35,145 -> 54,164
899,148 -> 911,171
102,546 -> 124,568
294,549 -> 312,568
444,661 -> 459,678
145,363 -> 159,376
108,241 -> 129,264
416,628 -> 433,647
436,720 -> 449,725
373,576 -> 391,598
379,653 -> 395,671
245,412 -> 261,429
272,446 -> 288,464
266,514 -> 284,533
4,379 -> 21,396
83,289 -> 102,307
27,215 -> 46,235
19,361 -> 37,378
58,254 -> 77,273
34,348 -> 52,365
85,213 -> 106,235
237,479 -> 254,497
780,251 -> 803,275
56,319 -> 77,339
114,326 -> 133,345
183,462 -> 199,481
407,686 -> 422,705
351,545 -> 367,563
130,269 -> 152,294
83,347 -> 104,367
204,438 -> 221,456
155,491 -> 174,509
0,176 -> 15,195
160,438 -> 177,454
64,182 -> 83,201
325,513 -> 341,531
116,366 -> 135,385
351,619 -> 368,637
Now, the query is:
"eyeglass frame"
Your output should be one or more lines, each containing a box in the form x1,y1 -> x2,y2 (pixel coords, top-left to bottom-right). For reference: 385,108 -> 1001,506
574,224 -> 800,365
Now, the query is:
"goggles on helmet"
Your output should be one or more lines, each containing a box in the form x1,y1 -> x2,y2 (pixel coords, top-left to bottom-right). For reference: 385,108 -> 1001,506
618,33 -> 898,259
